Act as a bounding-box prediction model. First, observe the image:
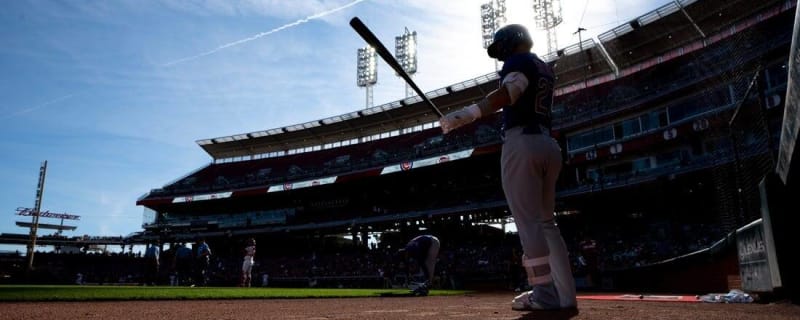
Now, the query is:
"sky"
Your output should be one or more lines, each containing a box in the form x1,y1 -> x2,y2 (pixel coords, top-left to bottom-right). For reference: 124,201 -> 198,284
0,0 -> 664,251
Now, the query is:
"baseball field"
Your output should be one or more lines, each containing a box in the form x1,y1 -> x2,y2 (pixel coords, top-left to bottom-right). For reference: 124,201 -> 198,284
0,285 -> 467,301
1,286 -> 799,320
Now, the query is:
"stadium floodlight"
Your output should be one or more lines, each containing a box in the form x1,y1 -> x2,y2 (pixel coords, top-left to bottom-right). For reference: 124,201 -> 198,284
357,46 -> 377,86
480,0 -> 506,70
357,46 -> 378,108
532,0 -> 563,54
395,27 -> 418,97
395,28 -> 417,74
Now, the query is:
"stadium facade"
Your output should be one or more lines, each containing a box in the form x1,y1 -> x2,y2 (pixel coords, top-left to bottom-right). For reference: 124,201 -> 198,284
139,0 -> 792,238
129,0 -> 794,290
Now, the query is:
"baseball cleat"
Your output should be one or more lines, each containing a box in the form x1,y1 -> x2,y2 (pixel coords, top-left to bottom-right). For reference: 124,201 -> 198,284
408,281 -> 430,296
511,283 -> 561,311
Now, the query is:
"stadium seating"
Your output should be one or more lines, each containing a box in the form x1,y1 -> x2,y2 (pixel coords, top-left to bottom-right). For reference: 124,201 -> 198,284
118,0 -> 797,294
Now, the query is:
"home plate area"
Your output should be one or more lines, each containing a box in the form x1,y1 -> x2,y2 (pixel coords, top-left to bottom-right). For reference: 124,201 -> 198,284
578,294 -> 700,303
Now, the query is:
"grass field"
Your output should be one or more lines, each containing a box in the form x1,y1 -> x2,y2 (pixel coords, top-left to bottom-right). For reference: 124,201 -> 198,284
0,285 -> 471,301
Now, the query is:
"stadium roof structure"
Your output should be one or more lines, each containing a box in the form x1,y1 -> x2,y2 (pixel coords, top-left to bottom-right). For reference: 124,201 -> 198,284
598,0 -> 785,70
15,222 -> 77,231
0,233 -> 128,246
545,38 -> 617,87
196,73 -> 505,160
194,0 -> 787,161
682,0 -> 786,35
598,1 -> 704,69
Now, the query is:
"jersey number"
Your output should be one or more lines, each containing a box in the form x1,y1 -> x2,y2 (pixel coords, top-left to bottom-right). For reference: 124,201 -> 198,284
535,79 -> 553,117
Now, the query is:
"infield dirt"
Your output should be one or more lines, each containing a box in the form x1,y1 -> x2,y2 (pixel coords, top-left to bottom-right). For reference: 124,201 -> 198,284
2,292 -> 799,320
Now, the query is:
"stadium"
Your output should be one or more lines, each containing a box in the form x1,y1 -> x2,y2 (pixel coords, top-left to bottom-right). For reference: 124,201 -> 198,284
2,0 -> 799,318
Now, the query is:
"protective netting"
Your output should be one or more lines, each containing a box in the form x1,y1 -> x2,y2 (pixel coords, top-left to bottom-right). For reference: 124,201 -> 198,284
705,24 -> 785,233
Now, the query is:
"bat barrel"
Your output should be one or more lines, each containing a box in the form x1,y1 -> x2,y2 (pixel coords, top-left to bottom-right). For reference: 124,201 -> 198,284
350,17 -> 444,118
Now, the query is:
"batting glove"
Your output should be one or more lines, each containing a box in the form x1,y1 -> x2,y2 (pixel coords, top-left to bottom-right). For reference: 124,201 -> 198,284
440,104 -> 482,134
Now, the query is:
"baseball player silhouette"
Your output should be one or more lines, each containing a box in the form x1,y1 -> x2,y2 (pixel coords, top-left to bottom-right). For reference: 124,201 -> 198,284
240,238 -> 256,287
398,235 -> 440,296
440,24 -> 577,311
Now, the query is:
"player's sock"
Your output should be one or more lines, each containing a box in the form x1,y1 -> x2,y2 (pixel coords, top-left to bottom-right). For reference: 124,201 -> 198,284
543,222 -> 578,308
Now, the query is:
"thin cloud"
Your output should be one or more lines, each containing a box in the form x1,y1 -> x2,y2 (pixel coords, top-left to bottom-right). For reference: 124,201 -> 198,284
161,0 -> 367,67
1,92 -> 79,120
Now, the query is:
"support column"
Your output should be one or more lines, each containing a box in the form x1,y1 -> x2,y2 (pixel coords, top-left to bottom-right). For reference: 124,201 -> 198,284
361,230 -> 370,250
351,228 -> 359,247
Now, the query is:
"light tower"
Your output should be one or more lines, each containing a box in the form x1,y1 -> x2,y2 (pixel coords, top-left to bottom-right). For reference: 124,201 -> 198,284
480,0 -> 507,70
532,0 -> 563,54
26,161 -> 47,271
356,46 -> 377,108
395,27 -> 418,98
16,161 -> 80,270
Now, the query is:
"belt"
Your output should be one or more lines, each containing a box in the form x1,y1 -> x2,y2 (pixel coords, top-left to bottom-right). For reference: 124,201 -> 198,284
501,124 -> 550,139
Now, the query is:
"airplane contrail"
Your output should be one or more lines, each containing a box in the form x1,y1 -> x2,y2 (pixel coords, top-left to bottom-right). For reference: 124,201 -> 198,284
1,92 -> 79,120
162,0 -> 367,67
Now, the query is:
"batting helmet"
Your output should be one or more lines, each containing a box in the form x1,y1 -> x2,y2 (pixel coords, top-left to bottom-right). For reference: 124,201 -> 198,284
487,24 -> 533,61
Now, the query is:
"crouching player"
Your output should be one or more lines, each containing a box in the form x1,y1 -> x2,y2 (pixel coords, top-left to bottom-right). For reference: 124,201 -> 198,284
399,235 -> 440,296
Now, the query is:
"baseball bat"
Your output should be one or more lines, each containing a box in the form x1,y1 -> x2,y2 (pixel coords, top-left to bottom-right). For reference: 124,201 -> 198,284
349,17 -> 444,118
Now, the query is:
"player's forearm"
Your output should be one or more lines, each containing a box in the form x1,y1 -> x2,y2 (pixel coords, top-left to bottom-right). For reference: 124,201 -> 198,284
440,86 -> 511,134
477,86 -> 511,116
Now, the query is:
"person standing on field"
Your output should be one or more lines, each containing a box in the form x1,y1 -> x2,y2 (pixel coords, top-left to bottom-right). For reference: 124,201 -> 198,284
143,241 -> 160,286
240,238 -> 256,287
174,242 -> 193,286
440,24 -> 577,311
195,239 -> 211,286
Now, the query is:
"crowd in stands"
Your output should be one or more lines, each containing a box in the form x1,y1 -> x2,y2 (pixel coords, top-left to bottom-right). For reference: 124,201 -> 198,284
4,251 -> 144,285
147,120 -> 502,199
143,16 -> 792,204
568,222 -> 726,274
1,220 -> 726,290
